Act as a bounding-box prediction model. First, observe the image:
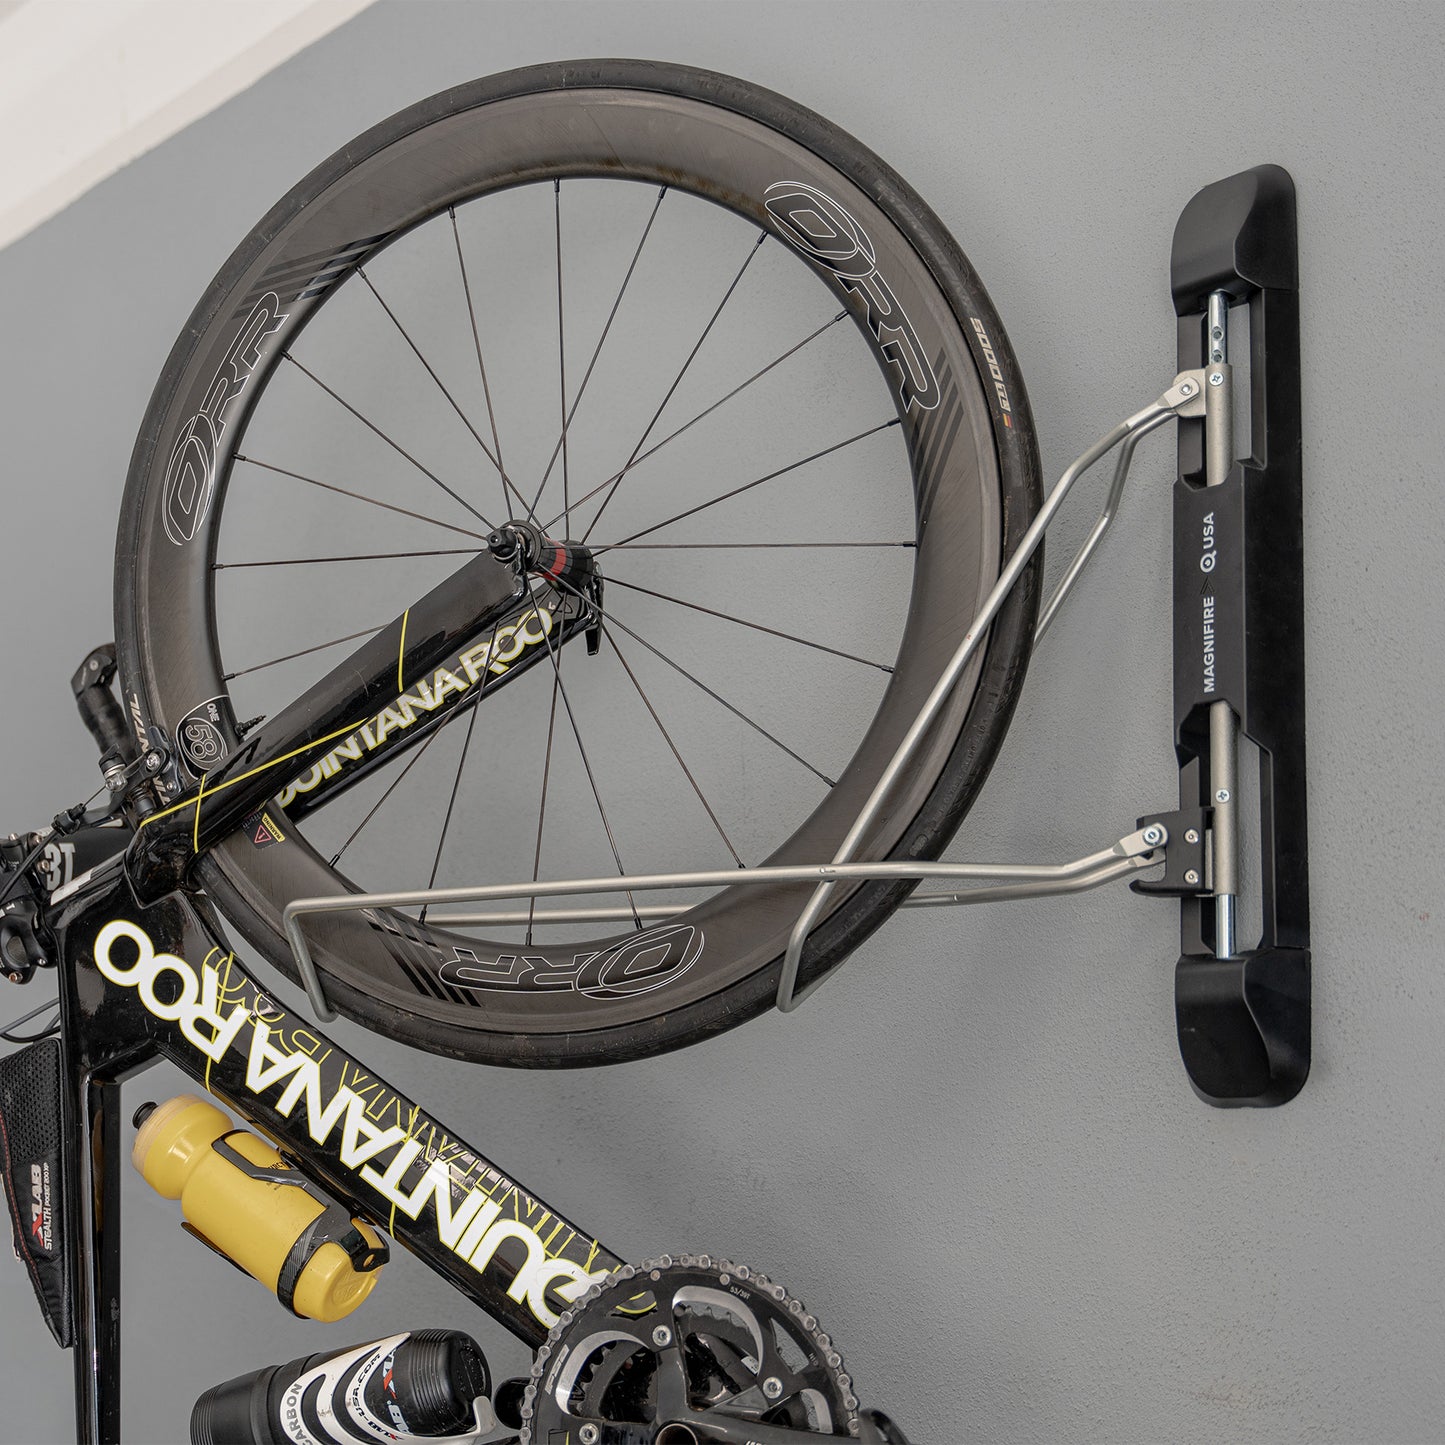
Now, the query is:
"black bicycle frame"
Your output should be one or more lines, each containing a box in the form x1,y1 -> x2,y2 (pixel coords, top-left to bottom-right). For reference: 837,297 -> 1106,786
45,849 -> 620,1443
0,521 -> 609,1443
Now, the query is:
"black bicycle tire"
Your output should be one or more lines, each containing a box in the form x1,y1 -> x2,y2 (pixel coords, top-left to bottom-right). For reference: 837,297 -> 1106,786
113,59 -> 1043,1067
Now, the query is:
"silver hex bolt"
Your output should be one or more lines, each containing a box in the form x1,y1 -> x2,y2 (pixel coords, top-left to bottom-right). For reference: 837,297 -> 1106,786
763,1376 -> 784,1400
1184,828 -> 1200,845
579,1427 -> 600,1445
652,1325 -> 673,1348
1184,869 -> 1201,886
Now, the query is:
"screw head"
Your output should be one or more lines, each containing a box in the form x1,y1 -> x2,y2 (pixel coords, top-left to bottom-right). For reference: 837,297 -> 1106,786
1141,825 -> 1164,847
1184,869 -> 1201,886
652,1325 -> 673,1348
144,751 -> 163,772
1211,326 -> 1224,341
1184,828 -> 1200,845
1215,788 -> 1230,804
578,1427 -> 600,1445
1179,381 -> 1195,396
763,1376 -> 784,1400
1209,371 -> 1225,386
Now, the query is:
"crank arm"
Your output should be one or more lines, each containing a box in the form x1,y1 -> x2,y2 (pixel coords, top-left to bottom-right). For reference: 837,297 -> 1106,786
653,1415 -> 884,1444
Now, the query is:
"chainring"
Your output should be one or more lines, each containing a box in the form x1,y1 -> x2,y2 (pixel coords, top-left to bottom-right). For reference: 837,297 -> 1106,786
518,1254 -> 862,1442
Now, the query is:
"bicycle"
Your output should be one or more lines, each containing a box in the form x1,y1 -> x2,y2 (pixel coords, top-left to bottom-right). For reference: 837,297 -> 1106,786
0,60 -> 1308,1444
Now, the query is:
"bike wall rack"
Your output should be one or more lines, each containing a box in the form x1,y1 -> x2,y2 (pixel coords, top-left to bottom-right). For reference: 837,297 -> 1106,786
281,166 -> 1309,1108
1146,164 -> 1310,1106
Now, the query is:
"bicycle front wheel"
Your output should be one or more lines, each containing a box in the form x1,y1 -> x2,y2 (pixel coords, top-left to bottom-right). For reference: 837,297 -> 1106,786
114,60 -> 1042,1066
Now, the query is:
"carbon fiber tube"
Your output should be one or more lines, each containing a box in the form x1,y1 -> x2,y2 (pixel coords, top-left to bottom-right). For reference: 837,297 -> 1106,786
190,1330 -> 490,1444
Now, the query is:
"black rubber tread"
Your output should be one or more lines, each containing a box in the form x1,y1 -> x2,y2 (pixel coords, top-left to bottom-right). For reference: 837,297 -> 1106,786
114,59 -> 1042,1066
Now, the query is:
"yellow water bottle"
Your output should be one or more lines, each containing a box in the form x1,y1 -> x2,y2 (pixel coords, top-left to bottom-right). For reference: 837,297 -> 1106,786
132,1094 -> 387,1321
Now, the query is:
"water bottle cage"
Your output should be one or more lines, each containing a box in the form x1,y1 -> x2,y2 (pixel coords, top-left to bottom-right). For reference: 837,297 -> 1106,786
210,1133 -> 389,1315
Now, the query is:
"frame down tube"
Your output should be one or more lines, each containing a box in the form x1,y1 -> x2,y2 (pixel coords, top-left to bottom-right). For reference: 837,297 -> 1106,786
52,874 -> 620,1443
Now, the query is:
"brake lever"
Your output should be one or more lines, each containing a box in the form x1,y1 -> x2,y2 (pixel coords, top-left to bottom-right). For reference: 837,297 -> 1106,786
71,643 -> 138,764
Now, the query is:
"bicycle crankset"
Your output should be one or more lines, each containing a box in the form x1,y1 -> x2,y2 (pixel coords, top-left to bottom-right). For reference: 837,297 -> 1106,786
515,1255 -> 913,1444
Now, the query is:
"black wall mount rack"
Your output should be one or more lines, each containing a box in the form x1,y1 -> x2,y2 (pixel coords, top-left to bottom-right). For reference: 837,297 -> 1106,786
1135,164 -> 1309,1106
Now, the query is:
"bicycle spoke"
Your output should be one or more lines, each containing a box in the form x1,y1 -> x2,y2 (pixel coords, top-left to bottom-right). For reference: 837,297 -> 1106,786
233,455 -> 491,541
417,691 -> 483,924
532,582 -> 642,928
531,186 -> 667,514
541,309 -> 848,534
548,574 -> 834,786
580,231 -> 767,543
606,625 -> 743,866
406,617 -> 500,910
604,576 -> 892,673
449,205 -> 511,522
223,624 -> 385,682
557,182 -> 570,529
329,729 -> 441,866
612,418 -> 900,548
214,549 -> 476,569
281,352 -> 495,529
526,667 -> 563,945
357,266 -> 533,521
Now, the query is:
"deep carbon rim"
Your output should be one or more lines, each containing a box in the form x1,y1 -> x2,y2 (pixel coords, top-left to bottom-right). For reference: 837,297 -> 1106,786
114,61 -> 1041,1065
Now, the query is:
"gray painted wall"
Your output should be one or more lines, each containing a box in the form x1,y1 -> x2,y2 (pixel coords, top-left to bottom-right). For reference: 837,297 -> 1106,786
1,2 -> 1442,1440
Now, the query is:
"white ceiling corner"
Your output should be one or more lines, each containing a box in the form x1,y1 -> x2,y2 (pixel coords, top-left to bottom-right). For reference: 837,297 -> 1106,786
0,0 -> 377,253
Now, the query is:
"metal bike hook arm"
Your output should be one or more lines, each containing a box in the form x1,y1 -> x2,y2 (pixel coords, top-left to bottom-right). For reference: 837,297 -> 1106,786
271,375 -> 1205,1026
282,826 -> 1168,1022
274,373 -> 1203,1026
775,371 -> 1207,1011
